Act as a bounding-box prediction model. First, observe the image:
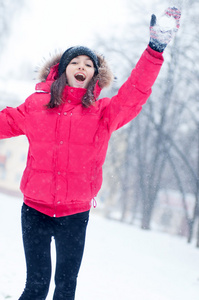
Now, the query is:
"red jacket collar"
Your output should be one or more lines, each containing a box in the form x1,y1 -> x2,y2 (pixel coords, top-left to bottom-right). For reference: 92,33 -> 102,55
35,62 -> 102,101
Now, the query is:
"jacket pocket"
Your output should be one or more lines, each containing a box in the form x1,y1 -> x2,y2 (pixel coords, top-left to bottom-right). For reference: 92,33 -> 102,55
20,168 -> 54,203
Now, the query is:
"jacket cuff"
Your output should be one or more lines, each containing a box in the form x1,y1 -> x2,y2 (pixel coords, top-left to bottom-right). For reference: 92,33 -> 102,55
146,44 -> 164,60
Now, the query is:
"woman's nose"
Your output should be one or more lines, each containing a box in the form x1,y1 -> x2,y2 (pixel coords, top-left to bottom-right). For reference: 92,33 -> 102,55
78,63 -> 85,70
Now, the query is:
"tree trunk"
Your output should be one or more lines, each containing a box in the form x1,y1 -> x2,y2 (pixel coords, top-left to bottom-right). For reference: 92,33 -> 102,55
141,197 -> 154,230
196,219 -> 199,248
187,196 -> 198,243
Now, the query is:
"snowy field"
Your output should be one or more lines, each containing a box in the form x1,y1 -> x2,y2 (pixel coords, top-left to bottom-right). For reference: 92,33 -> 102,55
0,193 -> 199,300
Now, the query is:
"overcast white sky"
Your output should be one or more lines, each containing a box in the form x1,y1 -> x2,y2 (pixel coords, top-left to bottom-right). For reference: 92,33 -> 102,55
2,0 -> 129,68
0,0 -> 183,77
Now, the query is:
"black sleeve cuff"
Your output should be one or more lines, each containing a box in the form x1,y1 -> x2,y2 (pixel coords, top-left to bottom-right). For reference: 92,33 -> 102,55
149,40 -> 167,53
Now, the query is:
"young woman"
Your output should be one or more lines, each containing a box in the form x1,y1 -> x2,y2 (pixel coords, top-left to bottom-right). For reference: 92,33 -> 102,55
0,7 -> 180,300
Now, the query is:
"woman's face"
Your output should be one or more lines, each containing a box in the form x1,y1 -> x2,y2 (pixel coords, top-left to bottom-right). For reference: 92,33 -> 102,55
66,55 -> 95,89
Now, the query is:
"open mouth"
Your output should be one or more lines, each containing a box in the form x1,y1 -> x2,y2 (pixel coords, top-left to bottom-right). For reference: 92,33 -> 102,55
74,73 -> 86,82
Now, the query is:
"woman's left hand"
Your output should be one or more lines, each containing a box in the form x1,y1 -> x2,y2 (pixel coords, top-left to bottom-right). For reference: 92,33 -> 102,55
149,7 -> 181,52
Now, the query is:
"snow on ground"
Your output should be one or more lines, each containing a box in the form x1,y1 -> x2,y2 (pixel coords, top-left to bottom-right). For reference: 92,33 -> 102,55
0,193 -> 199,300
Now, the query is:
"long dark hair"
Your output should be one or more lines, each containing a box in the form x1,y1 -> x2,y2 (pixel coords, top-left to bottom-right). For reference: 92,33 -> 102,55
46,73 -> 98,109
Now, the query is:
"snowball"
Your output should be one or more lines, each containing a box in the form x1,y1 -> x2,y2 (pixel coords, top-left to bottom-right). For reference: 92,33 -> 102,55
158,15 -> 176,31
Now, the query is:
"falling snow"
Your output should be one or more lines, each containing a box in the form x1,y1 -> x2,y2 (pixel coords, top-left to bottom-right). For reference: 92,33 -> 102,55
0,193 -> 199,300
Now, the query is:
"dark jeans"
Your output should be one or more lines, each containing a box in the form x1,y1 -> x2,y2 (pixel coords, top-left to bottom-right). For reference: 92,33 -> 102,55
19,203 -> 89,300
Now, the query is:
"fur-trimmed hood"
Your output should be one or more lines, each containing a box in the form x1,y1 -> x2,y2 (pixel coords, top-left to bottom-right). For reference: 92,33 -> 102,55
36,51 -> 114,95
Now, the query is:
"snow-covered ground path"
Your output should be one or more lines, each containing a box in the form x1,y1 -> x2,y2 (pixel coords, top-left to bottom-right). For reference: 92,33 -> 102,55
0,193 -> 199,300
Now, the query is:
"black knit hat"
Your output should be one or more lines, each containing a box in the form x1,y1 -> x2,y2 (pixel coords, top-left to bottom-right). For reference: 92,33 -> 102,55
58,46 -> 99,77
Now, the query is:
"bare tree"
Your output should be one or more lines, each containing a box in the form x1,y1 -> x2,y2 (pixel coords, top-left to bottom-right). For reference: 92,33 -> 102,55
94,0 -> 199,247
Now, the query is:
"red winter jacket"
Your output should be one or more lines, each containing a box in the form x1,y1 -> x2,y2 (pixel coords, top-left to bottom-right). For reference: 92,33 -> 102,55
0,46 -> 163,217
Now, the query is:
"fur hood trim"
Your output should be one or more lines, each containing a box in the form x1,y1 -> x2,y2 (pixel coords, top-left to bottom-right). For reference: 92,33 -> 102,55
37,51 -> 114,89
